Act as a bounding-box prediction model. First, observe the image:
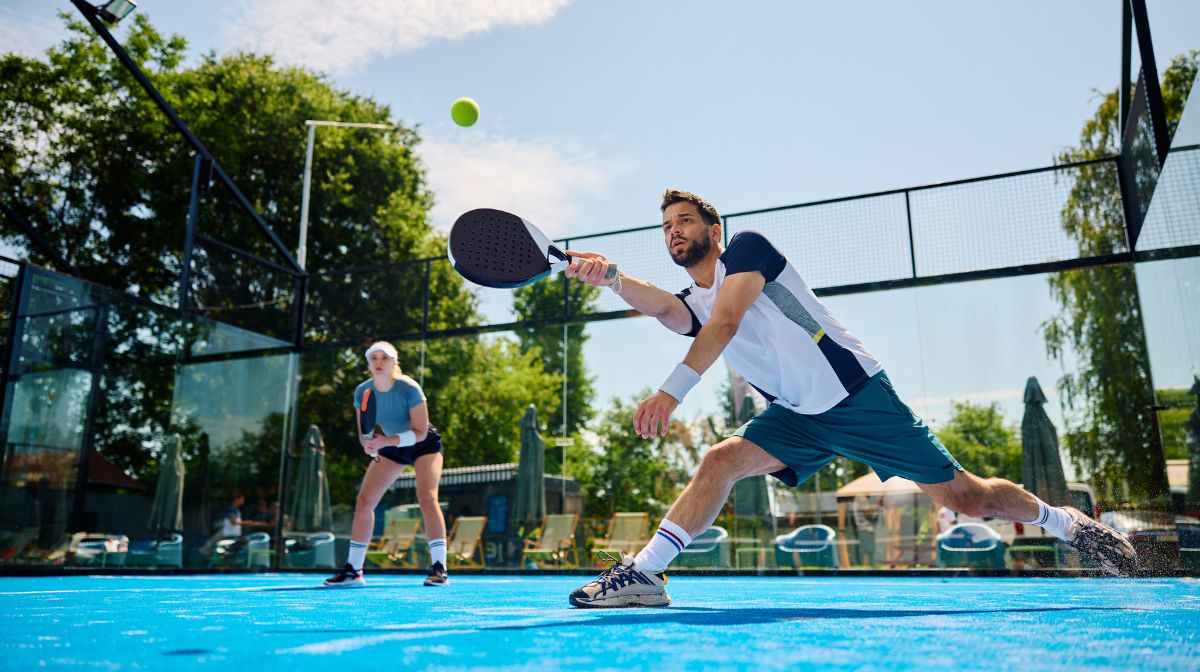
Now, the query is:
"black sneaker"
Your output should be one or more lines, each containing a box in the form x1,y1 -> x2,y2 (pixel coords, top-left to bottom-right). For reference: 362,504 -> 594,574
569,552 -> 669,608
424,561 -> 449,587
1063,507 -> 1137,577
323,563 -> 366,587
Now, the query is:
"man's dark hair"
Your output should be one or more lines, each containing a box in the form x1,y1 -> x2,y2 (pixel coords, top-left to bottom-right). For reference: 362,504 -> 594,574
660,189 -> 721,227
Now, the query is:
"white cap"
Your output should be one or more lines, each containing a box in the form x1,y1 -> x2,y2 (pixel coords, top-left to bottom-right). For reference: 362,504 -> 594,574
365,342 -> 397,360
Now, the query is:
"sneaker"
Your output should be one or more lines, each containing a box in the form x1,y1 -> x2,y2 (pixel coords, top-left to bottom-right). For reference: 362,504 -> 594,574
423,561 -> 450,587
569,552 -> 670,608
323,563 -> 366,587
1063,507 -> 1137,577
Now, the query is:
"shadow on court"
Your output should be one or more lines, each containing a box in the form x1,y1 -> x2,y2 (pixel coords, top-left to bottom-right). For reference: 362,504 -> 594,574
265,605 -> 1133,635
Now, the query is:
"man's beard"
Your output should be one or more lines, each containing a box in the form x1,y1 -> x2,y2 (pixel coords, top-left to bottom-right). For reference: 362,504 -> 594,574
670,235 -> 713,268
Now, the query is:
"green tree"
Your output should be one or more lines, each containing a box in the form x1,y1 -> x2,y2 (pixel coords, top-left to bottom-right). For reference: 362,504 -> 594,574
935,401 -> 1021,482
0,14 -> 507,503
432,337 -> 562,468
1043,51 -> 1198,506
1157,385 -> 1198,461
511,277 -> 601,437
574,390 -> 691,519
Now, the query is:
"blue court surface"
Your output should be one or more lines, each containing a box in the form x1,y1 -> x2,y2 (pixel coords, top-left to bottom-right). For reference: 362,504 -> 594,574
2,574 -> 1198,671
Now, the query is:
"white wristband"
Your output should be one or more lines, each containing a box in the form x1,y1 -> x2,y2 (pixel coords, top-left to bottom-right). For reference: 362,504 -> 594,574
608,272 -> 623,295
396,430 -> 416,447
658,363 -> 700,403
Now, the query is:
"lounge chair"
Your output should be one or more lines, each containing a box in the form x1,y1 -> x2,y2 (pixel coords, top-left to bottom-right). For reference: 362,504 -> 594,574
522,514 -> 579,568
937,523 -> 1006,569
127,533 -> 183,568
594,512 -> 649,558
283,531 -> 336,568
446,516 -> 487,568
774,524 -> 839,569
674,525 -> 730,568
365,517 -> 422,568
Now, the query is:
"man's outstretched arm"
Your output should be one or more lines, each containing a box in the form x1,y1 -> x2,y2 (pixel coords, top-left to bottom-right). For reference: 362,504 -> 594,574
634,271 -> 766,438
564,250 -> 694,334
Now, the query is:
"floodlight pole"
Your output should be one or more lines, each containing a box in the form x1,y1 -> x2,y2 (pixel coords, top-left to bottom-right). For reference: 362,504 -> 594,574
296,120 -> 398,270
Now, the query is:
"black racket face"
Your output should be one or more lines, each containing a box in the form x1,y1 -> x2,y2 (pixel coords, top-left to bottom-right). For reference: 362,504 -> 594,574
448,209 -> 553,288
359,388 -> 376,437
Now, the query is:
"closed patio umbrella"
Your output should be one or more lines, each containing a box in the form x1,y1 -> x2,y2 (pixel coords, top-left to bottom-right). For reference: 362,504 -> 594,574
147,434 -> 185,535
514,405 -> 546,535
1021,377 -> 1070,506
1186,377 -> 1200,510
289,426 -> 333,532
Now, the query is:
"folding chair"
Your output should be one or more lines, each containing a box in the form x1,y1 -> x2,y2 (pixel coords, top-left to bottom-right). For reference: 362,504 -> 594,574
365,517 -> 422,568
446,516 -> 487,568
594,512 -> 649,558
522,513 -> 579,568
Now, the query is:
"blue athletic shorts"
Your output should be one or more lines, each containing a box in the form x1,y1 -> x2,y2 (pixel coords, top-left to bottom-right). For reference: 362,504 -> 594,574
733,372 -> 963,486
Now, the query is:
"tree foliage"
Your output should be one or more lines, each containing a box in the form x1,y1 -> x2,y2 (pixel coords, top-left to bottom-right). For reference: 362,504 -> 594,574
573,390 -> 692,519
0,14 -> 566,509
935,401 -> 1021,483
1043,51 -> 1197,506
511,277 -> 601,437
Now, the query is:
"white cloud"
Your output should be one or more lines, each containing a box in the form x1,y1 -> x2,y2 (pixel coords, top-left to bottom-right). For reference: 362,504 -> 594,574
0,7 -> 63,58
420,132 -> 618,239
223,0 -> 573,75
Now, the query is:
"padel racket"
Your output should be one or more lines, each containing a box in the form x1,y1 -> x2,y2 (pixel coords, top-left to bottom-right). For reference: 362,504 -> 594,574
448,208 -> 617,289
358,388 -> 381,463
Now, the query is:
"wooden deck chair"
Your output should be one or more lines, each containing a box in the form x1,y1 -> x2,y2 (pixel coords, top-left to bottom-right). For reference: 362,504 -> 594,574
365,517 -> 422,568
446,516 -> 487,568
522,513 -> 579,567
594,512 -> 649,557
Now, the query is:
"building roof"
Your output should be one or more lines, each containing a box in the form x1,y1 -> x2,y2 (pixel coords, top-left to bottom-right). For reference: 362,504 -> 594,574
391,463 -> 517,490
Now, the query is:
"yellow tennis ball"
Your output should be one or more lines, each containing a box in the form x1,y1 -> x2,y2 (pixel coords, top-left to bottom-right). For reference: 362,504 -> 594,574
451,97 -> 479,127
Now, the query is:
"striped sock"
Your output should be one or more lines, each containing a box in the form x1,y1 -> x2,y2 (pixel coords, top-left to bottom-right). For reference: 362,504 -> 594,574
1028,497 -> 1072,540
348,539 -> 369,572
428,538 -> 447,567
634,519 -> 692,574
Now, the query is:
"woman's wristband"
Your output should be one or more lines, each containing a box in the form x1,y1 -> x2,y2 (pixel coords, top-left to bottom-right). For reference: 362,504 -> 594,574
395,430 -> 416,447
658,363 -> 700,402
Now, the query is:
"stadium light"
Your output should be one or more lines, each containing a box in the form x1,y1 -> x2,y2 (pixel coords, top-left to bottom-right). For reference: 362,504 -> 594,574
97,0 -> 137,24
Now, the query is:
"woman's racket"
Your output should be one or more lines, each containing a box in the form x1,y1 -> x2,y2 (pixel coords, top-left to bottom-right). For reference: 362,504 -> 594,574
448,208 -> 617,289
358,389 -> 381,463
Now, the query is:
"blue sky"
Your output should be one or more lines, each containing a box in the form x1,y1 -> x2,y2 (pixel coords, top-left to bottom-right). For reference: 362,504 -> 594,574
3,1 -> 1199,453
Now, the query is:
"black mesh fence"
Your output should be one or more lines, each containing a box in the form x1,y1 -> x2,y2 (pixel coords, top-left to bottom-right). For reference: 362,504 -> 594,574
301,154 -> 1200,341
1136,145 -> 1200,251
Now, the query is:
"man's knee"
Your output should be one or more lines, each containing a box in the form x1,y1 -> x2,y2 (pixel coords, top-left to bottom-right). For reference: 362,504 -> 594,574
928,472 -> 992,518
696,437 -> 756,484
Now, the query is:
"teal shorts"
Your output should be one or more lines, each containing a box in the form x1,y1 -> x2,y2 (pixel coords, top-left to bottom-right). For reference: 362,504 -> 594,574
733,372 -> 963,486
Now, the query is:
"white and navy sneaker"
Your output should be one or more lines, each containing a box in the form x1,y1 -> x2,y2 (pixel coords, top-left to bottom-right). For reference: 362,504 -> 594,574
1063,507 -> 1137,577
324,563 -> 366,587
569,553 -> 670,608
423,561 -> 450,587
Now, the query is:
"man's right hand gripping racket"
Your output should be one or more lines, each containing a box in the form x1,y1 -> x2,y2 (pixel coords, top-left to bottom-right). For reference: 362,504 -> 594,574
448,208 -> 617,289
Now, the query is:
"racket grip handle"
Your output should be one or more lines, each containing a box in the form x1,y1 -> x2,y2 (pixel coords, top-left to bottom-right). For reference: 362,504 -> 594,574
603,264 -> 618,280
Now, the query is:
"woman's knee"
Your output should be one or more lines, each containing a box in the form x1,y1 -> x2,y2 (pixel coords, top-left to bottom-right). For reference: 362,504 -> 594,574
416,488 -> 439,509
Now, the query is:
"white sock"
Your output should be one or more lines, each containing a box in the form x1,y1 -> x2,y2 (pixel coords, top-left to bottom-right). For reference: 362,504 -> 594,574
1027,497 -> 1073,540
428,538 -> 447,567
633,519 -> 692,574
348,539 -> 368,572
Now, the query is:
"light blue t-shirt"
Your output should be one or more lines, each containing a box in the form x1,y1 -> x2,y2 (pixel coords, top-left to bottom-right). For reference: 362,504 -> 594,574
353,376 -> 426,436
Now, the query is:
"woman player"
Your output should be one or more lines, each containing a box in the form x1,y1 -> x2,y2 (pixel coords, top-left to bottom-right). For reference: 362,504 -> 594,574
324,341 -> 449,587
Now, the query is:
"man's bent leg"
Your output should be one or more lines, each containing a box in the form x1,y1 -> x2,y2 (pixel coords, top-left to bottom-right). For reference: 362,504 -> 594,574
917,470 -> 1136,576
634,436 -> 786,573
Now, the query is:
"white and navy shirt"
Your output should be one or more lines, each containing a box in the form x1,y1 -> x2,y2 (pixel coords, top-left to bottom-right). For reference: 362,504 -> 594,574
675,231 -> 883,415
